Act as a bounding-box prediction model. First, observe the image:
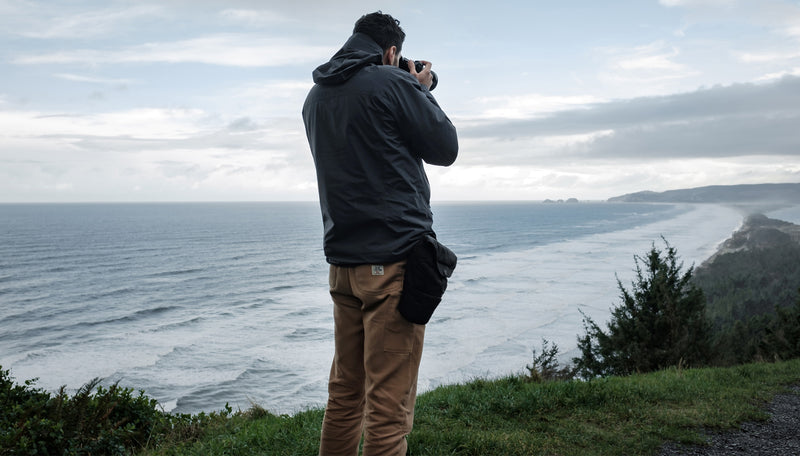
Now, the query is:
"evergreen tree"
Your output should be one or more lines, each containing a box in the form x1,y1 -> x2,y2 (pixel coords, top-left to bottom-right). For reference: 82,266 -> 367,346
574,239 -> 713,378
759,289 -> 800,361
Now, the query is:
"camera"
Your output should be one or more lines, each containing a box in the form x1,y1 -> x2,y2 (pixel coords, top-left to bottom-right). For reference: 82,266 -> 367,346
399,56 -> 438,91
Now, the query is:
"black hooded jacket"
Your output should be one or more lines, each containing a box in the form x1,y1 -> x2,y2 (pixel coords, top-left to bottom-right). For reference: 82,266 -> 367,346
302,33 -> 458,265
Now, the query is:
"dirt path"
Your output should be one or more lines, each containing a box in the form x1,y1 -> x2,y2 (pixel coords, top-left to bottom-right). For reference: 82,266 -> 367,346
658,385 -> 800,455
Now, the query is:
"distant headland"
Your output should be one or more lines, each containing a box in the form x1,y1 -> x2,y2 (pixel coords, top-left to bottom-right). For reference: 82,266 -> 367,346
607,183 -> 800,205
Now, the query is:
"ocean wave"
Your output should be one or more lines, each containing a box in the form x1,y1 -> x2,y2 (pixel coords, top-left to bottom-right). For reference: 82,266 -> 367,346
285,308 -> 314,318
155,344 -> 198,361
19,346 -> 61,363
284,327 -> 329,341
267,284 -> 296,292
148,316 -> 205,333
0,308 -> 90,341
236,299 -> 274,310
0,310 -> 33,326
83,286 -> 137,301
465,276 -> 488,284
59,305 -> 182,331
146,268 -> 206,278
170,360 -> 303,414
41,266 -> 76,273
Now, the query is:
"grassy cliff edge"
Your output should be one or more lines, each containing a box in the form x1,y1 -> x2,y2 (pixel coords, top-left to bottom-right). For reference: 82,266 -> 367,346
132,359 -> 800,456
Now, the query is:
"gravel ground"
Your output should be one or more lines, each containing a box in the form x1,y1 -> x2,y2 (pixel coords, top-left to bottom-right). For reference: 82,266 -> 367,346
657,385 -> 800,455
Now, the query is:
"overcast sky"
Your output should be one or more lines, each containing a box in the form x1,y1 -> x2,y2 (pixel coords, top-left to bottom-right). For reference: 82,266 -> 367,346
1,0 -> 799,202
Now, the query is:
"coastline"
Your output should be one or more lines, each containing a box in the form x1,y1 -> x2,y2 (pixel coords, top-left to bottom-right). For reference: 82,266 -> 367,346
2,202 -> 799,416
417,203 -> 749,395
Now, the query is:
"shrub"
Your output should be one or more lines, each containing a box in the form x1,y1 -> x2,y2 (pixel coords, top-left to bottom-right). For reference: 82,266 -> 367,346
525,339 -> 575,382
574,239 -> 713,378
0,367 -> 166,455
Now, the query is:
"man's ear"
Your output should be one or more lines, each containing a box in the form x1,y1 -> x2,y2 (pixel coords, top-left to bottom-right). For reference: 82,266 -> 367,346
382,45 -> 398,66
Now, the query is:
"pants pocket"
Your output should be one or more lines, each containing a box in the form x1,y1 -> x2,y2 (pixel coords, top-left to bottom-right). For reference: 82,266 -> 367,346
352,263 -> 404,296
382,314 -> 416,354
328,265 -> 337,290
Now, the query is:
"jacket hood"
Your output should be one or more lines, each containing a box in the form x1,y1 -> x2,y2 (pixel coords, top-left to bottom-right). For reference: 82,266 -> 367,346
312,33 -> 384,85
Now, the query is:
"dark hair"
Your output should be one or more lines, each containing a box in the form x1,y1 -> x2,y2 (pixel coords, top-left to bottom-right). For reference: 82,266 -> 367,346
353,11 -> 405,53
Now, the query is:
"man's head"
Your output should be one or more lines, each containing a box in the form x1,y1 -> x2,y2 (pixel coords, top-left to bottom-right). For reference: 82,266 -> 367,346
353,11 -> 405,66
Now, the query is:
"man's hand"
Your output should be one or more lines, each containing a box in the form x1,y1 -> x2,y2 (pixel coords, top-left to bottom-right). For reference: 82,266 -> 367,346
408,59 -> 433,90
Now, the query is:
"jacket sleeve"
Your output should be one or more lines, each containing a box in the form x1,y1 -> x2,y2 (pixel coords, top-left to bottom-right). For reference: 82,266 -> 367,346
391,76 -> 459,166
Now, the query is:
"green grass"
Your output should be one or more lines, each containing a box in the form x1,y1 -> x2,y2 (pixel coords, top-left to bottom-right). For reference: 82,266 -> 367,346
137,359 -> 800,456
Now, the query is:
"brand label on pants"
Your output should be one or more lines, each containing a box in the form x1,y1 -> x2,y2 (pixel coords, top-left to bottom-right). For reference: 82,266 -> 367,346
371,265 -> 384,276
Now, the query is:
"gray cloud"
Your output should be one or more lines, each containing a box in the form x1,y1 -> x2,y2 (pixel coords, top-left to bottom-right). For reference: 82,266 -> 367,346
585,113 -> 800,159
461,76 -> 800,161
155,160 -> 207,180
227,117 -> 260,132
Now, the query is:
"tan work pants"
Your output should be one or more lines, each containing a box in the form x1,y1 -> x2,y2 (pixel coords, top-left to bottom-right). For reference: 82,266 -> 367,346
319,261 -> 425,456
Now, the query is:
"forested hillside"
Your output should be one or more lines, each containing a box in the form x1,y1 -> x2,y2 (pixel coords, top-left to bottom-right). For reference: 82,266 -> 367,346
692,214 -> 800,364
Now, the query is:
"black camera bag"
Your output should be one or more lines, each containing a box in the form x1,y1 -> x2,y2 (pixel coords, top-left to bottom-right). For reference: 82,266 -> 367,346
398,235 -> 457,324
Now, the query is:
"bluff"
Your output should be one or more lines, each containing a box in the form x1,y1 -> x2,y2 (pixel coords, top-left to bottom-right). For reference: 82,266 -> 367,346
701,213 -> 800,267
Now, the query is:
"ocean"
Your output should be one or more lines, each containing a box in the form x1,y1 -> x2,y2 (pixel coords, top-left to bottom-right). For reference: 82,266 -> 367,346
2,201 -> 798,415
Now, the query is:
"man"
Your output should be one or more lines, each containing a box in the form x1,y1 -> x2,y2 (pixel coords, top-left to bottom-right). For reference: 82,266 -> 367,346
302,11 -> 458,456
